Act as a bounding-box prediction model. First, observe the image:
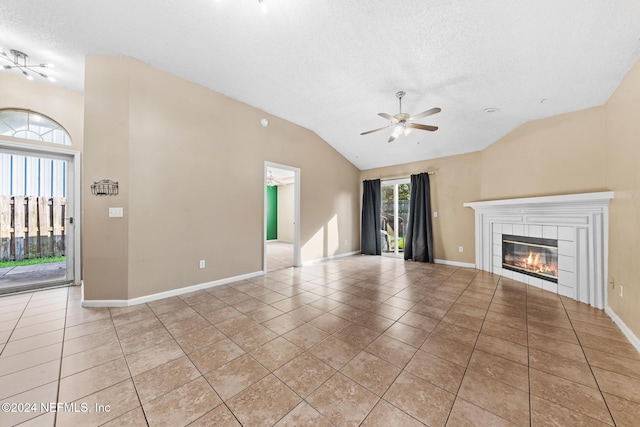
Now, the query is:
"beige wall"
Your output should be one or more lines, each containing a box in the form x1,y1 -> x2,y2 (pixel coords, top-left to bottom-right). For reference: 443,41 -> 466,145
362,59 -> 640,339
277,184 -> 294,241
83,56 -> 360,300
0,72 -> 84,149
605,61 -> 640,336
481,106 -> 608,200
361,152 -> 481,264
83,58 -> 131,300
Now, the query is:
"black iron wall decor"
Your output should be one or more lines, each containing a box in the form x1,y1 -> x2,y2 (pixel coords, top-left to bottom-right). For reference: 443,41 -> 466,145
91,179 -> 119,196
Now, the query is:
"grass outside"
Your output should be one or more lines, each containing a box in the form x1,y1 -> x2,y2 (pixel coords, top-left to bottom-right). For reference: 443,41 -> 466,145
0,256 -> 66,269
390,237 -> 405,250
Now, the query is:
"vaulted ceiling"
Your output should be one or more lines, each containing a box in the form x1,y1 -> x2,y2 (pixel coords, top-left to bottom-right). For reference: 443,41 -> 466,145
2,1 -> 640,169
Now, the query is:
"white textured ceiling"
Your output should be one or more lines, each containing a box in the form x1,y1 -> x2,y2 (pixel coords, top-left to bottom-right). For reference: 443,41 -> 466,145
2,1 -> 640,169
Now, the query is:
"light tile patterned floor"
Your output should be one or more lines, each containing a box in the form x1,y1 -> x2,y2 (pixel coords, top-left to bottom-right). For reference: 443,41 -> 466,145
0,256 -> 639,426
266,241 -> 294,272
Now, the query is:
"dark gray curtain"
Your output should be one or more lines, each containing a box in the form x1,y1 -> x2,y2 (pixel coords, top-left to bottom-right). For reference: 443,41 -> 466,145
361,179 -> 381,255
404,173 -> 434,262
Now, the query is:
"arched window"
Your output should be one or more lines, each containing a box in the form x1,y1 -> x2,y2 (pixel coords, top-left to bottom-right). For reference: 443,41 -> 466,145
0,109 -> 71,145
0,109 -> 71,196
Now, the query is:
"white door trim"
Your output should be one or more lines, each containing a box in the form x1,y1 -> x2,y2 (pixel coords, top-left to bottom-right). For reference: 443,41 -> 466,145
0,139 -> 81,286
264,161 -> 301,270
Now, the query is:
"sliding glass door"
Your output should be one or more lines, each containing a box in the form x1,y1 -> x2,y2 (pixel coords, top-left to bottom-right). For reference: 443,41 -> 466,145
381,179 -> 410,256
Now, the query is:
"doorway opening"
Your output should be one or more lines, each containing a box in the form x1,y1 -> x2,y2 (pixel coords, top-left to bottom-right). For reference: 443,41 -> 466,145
381,178 -> 410,257
264,162 -> 300,272
0,141 -> 79,293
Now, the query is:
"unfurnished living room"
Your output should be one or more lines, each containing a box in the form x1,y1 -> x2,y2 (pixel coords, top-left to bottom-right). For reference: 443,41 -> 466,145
1,1 -> 640,426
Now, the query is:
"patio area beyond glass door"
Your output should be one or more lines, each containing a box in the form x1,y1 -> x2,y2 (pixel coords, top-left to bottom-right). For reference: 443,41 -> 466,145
381,179 -> 410,256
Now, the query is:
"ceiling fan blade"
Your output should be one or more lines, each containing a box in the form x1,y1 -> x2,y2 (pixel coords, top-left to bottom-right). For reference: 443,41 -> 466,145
408,123 -> 438,132
378,112 -> 399,123
360,125 -> 390,136
410,107 -> 441,121
388,134 -> 396,143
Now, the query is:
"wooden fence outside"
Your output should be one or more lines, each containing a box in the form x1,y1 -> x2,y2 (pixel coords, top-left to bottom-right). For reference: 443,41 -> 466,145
0,195 -> 66,262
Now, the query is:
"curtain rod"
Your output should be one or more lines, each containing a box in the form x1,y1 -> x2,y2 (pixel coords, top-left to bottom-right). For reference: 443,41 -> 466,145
379,171 -> 435,181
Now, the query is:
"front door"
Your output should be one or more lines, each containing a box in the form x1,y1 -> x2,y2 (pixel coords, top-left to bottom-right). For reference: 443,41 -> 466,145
0,146 -> 77,294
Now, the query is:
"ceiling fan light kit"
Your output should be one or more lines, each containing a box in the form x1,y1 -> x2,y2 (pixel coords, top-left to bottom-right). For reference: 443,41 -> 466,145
361,91 -> 440,143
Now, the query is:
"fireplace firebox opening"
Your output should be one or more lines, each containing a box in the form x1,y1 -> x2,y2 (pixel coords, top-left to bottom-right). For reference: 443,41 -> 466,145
502,234 -> 558,283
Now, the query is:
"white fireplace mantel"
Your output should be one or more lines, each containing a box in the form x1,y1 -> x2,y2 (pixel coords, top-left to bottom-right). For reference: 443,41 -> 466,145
464,191 -> 614,309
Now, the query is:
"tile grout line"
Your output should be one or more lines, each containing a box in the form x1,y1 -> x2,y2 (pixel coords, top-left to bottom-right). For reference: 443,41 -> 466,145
194,277 -> 334,425
526,290 -> 618,425
7,258 -> 631,426
262,271 -> 364,422
211,264 -> 397,424
0,291 -> 60,426
0,291 -> 71,413
385,268 -> 470,425
560,295 -> 617,426
10,260 -> 632,423
526,278 -> 532,427
290,266 -> 398,425
0,293 -> 33,358
442,270 -> 516,426
379,265 -> 469,426
163,294 -> 246,426
342,265 -> 472,424
53,286 -> 71,427
110,303 -> 151,427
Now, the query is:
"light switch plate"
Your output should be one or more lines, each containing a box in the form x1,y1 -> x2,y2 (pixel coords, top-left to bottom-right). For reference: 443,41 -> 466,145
109,207 -> 124,217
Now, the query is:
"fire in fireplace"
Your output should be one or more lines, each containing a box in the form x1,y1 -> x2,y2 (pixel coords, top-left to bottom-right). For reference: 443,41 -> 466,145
502,234 -> 558,283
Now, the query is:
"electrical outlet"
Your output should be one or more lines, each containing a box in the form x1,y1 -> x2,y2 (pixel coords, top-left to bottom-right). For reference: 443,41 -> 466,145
344,240 -> 348,246
199,260 -> 205,269
458,246 -> 464,253
620,284 -> 624,298
433,211 -> 438,218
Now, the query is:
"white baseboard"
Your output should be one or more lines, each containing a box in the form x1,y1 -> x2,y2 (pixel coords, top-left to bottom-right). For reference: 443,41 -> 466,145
605,305 -> 640,355
434,259 -> 476,269
302,250 -> 360,266
82,270 -> 264,308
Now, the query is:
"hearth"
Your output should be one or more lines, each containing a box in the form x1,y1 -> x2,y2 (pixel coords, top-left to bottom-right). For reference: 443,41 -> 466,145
502,234 -> 558,283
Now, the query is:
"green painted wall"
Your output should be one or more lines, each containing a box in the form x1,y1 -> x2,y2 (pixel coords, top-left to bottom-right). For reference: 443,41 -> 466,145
267,186 -> 278,240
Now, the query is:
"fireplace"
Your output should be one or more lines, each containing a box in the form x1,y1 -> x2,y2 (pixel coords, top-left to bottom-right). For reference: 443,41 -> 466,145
464,192 -> 613,309
502,234 -> 558,283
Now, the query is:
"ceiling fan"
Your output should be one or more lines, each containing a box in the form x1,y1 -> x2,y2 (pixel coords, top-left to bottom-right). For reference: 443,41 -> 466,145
360,91 -> 441,143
